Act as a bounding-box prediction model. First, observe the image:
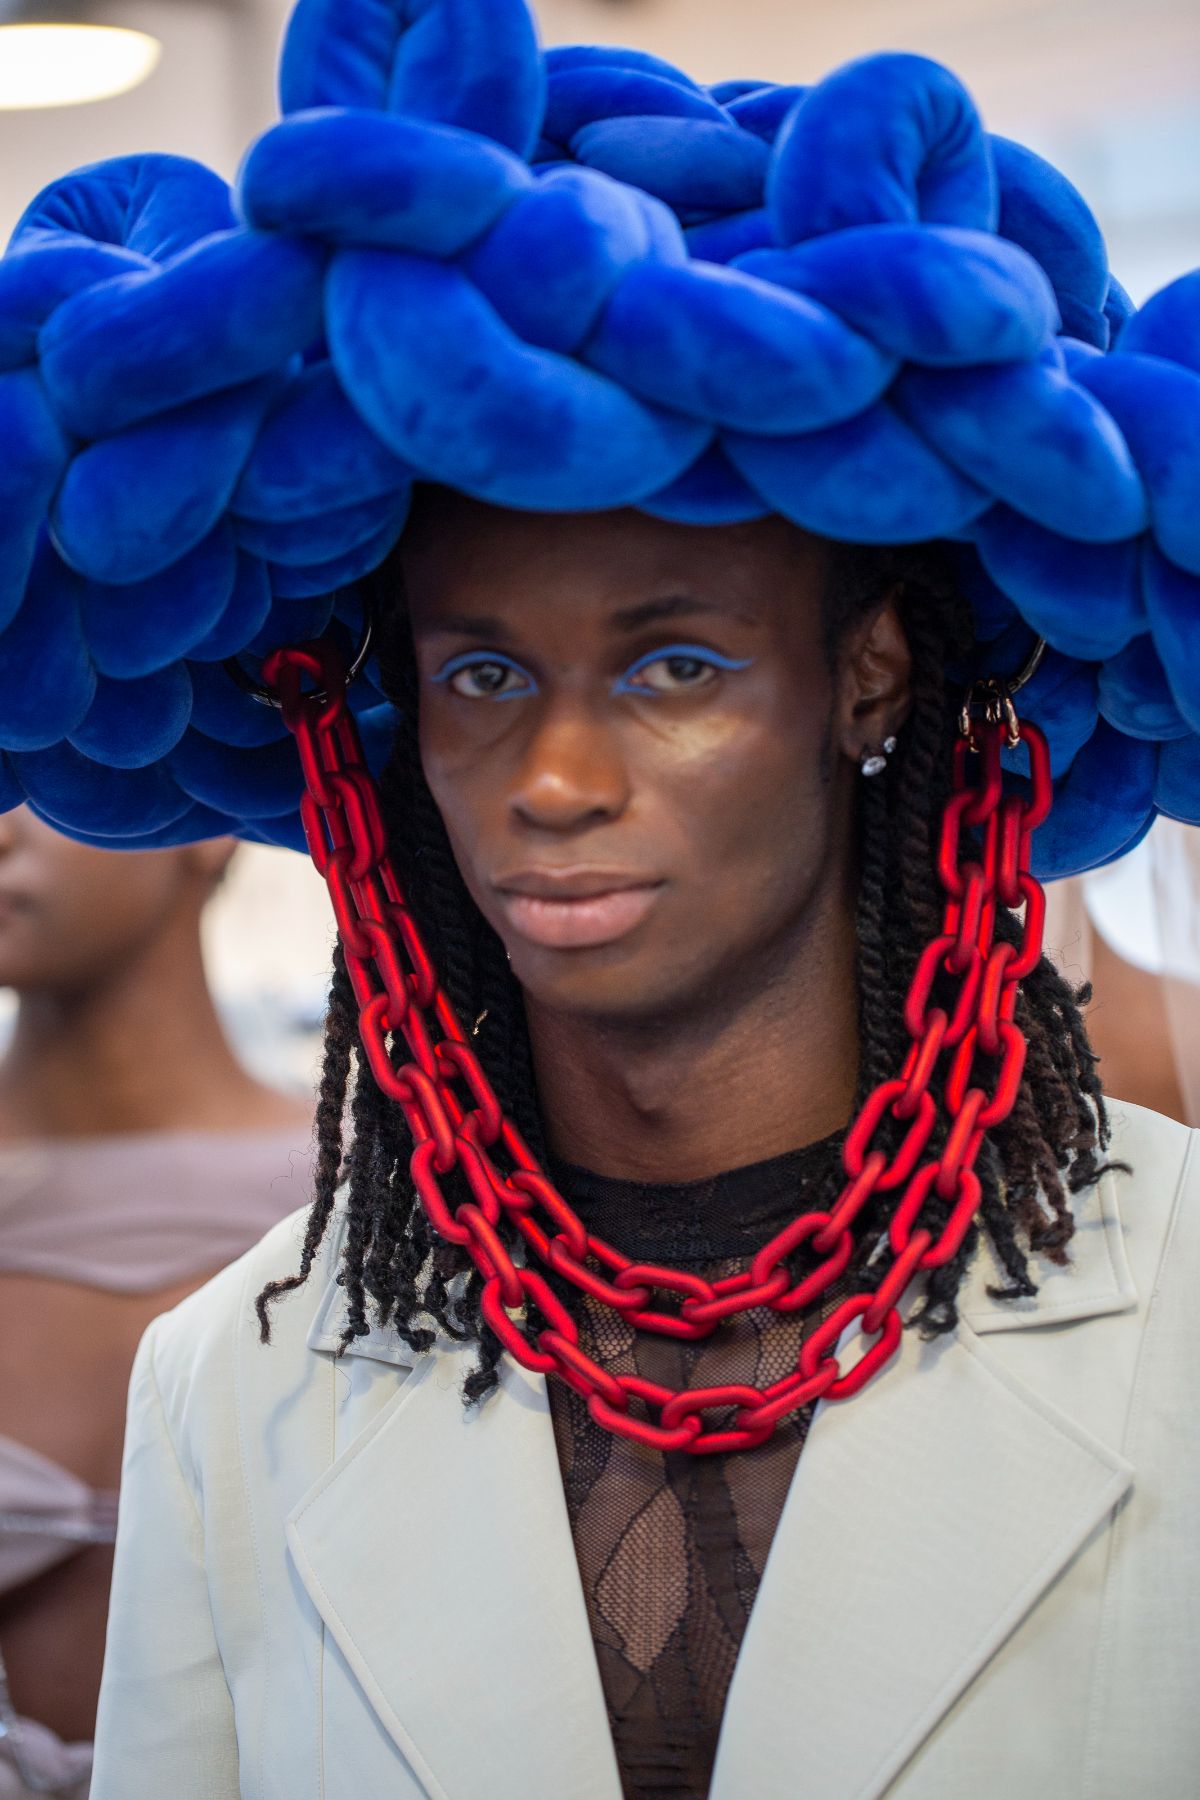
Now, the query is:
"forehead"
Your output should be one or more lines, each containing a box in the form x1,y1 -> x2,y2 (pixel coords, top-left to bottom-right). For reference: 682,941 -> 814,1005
399,491 -> 831,633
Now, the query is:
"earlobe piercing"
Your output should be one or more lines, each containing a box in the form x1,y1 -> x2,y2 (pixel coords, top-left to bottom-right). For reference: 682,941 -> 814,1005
860,735 -> 898,778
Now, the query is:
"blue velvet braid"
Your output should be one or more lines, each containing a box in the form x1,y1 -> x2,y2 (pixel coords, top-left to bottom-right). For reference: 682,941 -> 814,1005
0,0 -> 1196,872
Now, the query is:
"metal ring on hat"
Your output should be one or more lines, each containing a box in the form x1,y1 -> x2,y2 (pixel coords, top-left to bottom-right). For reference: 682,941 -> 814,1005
223,594 -> 376,710
959,636 -> 1046,750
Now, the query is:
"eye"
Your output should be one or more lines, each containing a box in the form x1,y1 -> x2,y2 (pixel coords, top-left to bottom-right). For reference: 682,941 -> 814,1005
432,653 -> 534,700
618,644 -> 753,696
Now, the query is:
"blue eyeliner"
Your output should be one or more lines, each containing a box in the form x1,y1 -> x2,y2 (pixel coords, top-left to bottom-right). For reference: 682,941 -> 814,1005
432,651 -> 535,699
613,643 -> 754,696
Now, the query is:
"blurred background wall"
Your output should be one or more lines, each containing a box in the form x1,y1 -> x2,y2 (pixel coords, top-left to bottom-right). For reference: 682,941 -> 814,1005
3,0 -> 1197,296
2,0 -> 1197,1102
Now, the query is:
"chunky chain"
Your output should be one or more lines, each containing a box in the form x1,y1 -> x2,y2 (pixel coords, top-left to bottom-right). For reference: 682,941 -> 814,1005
266,641 -> 1052,1455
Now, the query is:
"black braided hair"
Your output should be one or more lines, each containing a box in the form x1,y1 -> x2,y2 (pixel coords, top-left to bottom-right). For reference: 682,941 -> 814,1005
258,533 -> 1119,1395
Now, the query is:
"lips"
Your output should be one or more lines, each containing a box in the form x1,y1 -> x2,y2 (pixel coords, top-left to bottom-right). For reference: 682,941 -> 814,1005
494,869 -> 664,949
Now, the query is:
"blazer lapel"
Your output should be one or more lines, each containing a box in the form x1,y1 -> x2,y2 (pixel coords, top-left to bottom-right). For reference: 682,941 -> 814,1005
287,1158 -> 1137,1800
286,1332 -> 621,1800
710,1168 -> 1137,1800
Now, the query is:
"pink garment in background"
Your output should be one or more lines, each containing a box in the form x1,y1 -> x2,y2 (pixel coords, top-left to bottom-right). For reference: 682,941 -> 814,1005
0,1126 -> 314,1798
0,1127 -> 313,1291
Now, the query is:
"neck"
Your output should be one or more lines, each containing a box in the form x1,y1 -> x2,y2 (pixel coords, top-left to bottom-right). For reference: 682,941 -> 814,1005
525,884 -> 860,1183
0,915 -> 295,1139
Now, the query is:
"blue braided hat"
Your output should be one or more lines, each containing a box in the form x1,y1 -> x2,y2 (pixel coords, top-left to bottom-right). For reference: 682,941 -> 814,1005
1,0 -> 1197,876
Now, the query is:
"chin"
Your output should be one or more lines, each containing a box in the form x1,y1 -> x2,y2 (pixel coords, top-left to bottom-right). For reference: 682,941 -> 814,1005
509,942 -> 712,1026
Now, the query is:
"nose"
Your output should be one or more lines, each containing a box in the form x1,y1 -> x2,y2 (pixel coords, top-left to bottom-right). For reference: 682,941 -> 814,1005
509,699 -> 631,833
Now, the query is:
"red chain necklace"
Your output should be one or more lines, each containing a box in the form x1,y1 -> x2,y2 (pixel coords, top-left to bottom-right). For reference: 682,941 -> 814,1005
264,640 -> 1051,1455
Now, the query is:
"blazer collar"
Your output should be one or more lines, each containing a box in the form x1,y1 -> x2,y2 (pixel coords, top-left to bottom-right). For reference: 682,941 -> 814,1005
290,1164 -> 1135,1800
957,1149 -> 1137,1334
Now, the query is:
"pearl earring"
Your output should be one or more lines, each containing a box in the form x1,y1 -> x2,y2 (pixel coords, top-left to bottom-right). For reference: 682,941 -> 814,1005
860,735 -> 897,778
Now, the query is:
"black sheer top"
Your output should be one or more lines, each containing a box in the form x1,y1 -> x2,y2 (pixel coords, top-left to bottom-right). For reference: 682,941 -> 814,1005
547,1133 -> 848,1800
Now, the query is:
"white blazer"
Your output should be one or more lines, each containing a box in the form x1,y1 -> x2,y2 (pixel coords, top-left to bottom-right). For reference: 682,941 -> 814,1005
91,1099 -> 1199,1800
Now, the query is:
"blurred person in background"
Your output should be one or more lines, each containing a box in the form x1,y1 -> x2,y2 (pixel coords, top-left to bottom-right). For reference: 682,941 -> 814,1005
1045,818 -> 1200,1126
0,807 -> 313,1798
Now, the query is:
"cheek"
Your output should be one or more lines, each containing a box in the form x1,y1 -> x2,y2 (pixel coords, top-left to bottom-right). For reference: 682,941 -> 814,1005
419,729 -> 507,915
647,702 -> 834,887
423,736 -> 481,816
53,864 -> 183,965
0,892 -> 149,988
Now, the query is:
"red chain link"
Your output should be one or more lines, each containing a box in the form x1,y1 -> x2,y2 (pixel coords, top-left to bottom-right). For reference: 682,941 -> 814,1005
265,641 -> 1052,1454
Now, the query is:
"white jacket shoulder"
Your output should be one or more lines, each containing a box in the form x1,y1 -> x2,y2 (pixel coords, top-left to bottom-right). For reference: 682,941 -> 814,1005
143,1198 -> 336,1472
1103,1094 -> 1196,1276
1103,1092 -> 1193,1175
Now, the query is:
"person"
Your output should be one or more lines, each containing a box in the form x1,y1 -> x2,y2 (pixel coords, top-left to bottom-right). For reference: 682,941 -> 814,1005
0,2 -> 1197,1795
0,809 -> 313,1798
86,500 -> 1198,1800
1043,818 -> 1200,1124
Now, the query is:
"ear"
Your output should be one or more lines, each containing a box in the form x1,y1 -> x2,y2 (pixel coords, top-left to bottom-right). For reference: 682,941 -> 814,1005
832,587 -> 912,768
181,835 -> 239,890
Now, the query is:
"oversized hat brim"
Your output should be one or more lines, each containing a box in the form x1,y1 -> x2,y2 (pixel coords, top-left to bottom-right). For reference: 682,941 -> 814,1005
1,0 -> 1198,878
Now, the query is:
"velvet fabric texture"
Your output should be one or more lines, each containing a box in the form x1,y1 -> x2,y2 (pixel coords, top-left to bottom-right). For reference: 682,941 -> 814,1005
0,0 -> 1197,874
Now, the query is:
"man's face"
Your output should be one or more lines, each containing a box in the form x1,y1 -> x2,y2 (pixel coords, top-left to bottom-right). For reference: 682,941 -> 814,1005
402,498 -> 857,1025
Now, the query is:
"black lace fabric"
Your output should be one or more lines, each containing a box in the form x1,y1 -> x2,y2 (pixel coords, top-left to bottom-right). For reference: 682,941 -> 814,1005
546,1133 -> 848,1800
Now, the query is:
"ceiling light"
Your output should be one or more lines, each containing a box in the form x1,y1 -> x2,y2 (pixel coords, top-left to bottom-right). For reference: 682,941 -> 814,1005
0,5 -> 161,109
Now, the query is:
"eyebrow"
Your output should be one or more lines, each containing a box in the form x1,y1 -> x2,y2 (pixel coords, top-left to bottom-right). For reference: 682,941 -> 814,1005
611,594 -> 757,631
429,612 -> 514,641
429,594 -> 756,639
